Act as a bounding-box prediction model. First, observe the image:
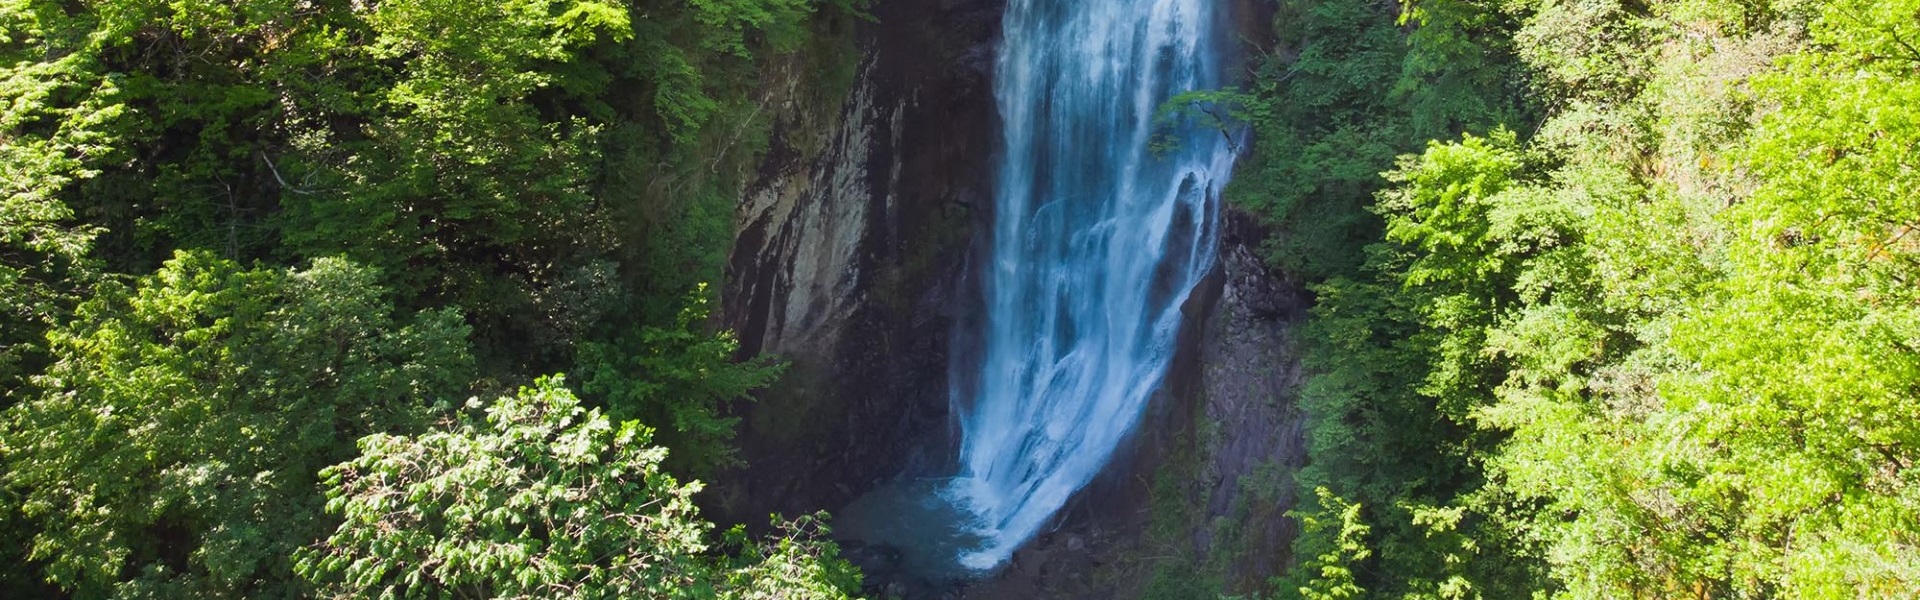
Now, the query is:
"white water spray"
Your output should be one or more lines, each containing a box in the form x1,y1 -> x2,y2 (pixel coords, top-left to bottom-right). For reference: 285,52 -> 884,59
946,0 -> 1238,570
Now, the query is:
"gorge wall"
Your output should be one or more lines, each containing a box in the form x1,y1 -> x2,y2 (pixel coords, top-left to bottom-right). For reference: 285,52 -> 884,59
959,211 -> 1310,599
715,0 -> 1002,525
717,2 -> 1309,597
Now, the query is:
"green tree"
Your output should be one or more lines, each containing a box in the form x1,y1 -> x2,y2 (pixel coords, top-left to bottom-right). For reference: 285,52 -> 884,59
575,285 -> 783,477
1289,488 -> 1373,600
1,0 -> 863,595
296,376 -> 858,599
1,251 -> 472,599
1280,131 -> 1568,599
1230,0 -> 1530,280
0,0 -> 118,401
1,0 -> 851,378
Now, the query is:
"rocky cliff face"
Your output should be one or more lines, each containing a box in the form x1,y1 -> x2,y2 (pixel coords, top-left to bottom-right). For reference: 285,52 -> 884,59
959,212 -> 1309,599
1184,214 -> 1310,591
715,0 -> 1003,528
719,1 -> 1308,597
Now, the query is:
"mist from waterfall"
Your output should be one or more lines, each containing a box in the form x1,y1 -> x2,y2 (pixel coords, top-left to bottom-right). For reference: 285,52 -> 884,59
944,0 -> 1238,571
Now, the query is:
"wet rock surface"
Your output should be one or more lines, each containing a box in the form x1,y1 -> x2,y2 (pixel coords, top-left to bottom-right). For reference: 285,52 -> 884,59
1189,212 -> 1310,591
715,0 -> 1004,555
717,0 -> 1307,595
957,211 -> 1310,599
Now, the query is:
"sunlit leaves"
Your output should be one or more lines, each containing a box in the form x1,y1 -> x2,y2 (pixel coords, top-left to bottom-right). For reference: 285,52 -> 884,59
1,251 -> 472,599
296,377 -> 858,600
2,0 -> 855,595
1289,0 -> 1920,595
573,284 -> 782,477
1290,488 -> 1374,600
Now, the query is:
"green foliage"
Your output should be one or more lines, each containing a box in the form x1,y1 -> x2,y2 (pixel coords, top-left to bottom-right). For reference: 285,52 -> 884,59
1,251 -> 472,598
1279,132 -> 1567,599
1,0 -> 862,595
1268,0 -> 1920,597
1287,488 -> 1372,600
1229,0 -> 1532,279
1481,0 -> 1920,595
575,285 -> 785,477
0,0 -> 113,400
0,0 -> 849,376
296,376 -> 859,599
1151,89 -> 1258,156
276,0 -> 628,297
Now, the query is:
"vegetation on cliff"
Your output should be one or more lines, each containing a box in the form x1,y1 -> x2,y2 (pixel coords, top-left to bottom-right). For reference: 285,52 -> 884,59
1220,0 -> 1920,596
0,0 -> 861,596
8,0 -> 1919,596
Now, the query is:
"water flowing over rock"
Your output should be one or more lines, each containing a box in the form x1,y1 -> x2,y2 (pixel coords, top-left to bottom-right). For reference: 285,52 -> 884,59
718,1 -> 1304,595
715,0 -> 1002,540
947,0 -> 1240,570
952,210 -> 1310,599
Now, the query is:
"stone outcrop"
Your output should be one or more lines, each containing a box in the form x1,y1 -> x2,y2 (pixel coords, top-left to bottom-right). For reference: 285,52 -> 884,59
1187,213 -> 1310,591
715,0 -> 1004,530
958,211 -> 1309,599
718,0 -> 1308,596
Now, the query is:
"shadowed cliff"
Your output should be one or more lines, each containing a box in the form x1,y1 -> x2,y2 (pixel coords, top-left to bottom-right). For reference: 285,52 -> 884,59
717,1 -> 1306,597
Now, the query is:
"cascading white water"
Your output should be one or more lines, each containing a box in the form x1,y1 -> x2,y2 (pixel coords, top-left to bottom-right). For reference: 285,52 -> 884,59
945,0 -> 1238,571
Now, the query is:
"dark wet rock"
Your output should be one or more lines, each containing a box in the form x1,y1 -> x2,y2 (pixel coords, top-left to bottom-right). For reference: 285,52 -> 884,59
714,0 -> 1005,530
959,209 -> 1309,599
717,0 -> 1306,596
1190,210 -> 1310,590
844,541 -> 905,578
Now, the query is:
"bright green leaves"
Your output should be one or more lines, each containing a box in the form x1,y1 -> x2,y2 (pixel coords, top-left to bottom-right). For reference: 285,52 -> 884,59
1383,131 -> 1527,288
575,285 -> 783,478
1281,130 -> 1591,599
0,0 -> 119,395
366,0 -> 629,111
1803,0 -> 1920,65
1628,0 -> 1920,591
298,376 -> 709,599
2,251 -> 472,599
1512,0 -> 1661,105
714,516 -> 864,599
2,0 -> 855,595
557,2 -> 634,45
1229,0 -> 1531,280
1282,0 -> 1920,595
1660,281 -> 1920,590
1288,488 -> 1374,600
290,0 -> 630,279
1745,0 -> 1920,300
296,377 -> 858,600
1378,129 -> 1603,423
3,0 -> 834,381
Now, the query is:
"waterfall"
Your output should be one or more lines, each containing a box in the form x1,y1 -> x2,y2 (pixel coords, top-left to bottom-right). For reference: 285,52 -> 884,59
946,0 -> 1238,571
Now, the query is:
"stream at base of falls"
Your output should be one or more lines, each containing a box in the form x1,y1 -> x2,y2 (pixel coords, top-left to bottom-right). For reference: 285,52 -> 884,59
839,0 -> 1238,578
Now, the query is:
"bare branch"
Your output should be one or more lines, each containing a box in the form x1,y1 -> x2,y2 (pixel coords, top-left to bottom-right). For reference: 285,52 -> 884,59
260,152 -> 318,196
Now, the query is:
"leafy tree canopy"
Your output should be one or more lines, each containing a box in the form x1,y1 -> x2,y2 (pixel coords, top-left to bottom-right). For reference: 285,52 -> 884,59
296,376 -> 859,600
2,251 -> 472,598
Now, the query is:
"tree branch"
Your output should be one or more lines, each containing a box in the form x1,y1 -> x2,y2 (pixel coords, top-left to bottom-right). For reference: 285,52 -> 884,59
259,152 -> 317,196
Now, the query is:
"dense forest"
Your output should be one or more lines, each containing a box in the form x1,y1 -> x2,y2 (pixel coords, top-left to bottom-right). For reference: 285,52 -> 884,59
1232,0 -> 1920,597
3,0 -> 1918,597
1,0 -> 863,596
